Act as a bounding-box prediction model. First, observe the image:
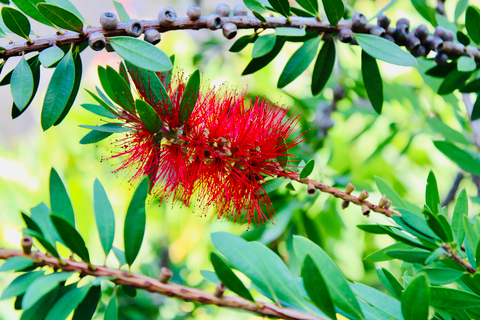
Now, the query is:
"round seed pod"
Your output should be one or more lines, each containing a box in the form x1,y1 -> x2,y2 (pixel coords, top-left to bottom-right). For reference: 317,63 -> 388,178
125,19 -> 143,37
144,28 -> 161,44
222,22 -> 237,39
396,17 -> 410,28
434,52 -> 448,65
427,36 -> 444,51
216,3 -> 230,17
88,32 -> 106,51
233,4 -> 248,16
351,12 -> 367,29
100,12 -> 118,30
370,26 -> 385,37
377,14 -> 391,28
411,45 -> 427,57
406,35 -> 421,51
338,27 -> 353,43
186,5 -> 201,20
105,42 -> 115,52
445,29 -> 454,41
434,26 -> 447,40
384,34 -> 395,42
393,23 -> 409,43
158,7 -> 177,26
206,13 -> 222,30
414,24 -> 429,39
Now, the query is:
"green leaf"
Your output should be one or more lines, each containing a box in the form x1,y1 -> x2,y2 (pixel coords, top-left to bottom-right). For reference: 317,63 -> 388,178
350,282 -> 403,319
302,255 -> 336,319
457,30 -> 471,46
200,270 -> 221,284
433,140 -> 480,176
72,285 -> 101,320
39,45 -> 65,68
455,0 -> 469,21
243,36 -> 286,75
278,36 -> 320,88
322,0 -> 344,26
112,246 -> 127,267
473,94 -> 480,121
23,228 -> 60,259
84,88 -> 119,118
386,249 -> 431,263
458,56 -> 477,72
426,118 -> 471,145
46,0 -> 85,22
423,268 -> 465,285
252,10 -> 267,24
93,179 -> 115,257
80,104 -> 116,119
268,0 -> 290,19
293,236 -> 365,320
10,0 -> 54,26
376,268 -> 403,299
311,38 -> 335,95
10,56 -> 34,112
51,215 -> 90,263
0,257 -> 35,272
437,70 -> 472,95
135,99 -> 163,133
252,34 -> 276,58
37,3 -> 83,33
49,168 -> 75,227
41,48 -> 75,131
355,34 -> 417,66
1,271 -> 45,300
466,6 -> 480,44
261,178 -> 284,194
104,294 -> 118,320
44,284 -> 91,320
106,66 -> 134,112
179,70 -> 200,123
109,37 -> 172,72
124,178 -> 148,266
80,130 -> 114,144
229,34 -> 255,52
275,27 -> 306,36
210,252 -> 255,301
464,215 -> 479,270
285,182 -> 295,191
411,0 -> 437,26
79,124 -> 129,133
113,0 -> 130,22
22,272 -> 74,310
296,0 -> 318,16
401,274 -> 429,320
30,202 -> 58,249
1,7 -> 30,40
426,171 -> 440,214
212,232 -> 308,310
431,287 -> 480,309
361,51 -> 383,114
375,176 -> 409,207
121,285 -> 136,297
453,189 -> 468,244
299,159 -> 315,179
244,0 -> 267,13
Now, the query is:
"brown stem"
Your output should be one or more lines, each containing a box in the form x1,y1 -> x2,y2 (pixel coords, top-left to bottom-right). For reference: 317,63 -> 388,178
442,245 -> 476,274
0,248 -> 324,320
441,172 -> 464,207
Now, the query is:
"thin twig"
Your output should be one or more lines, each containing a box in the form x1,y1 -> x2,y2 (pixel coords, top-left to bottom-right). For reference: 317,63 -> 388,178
0,248 -> 324,320
442,245 -> 476,274
441,172 -> 464,207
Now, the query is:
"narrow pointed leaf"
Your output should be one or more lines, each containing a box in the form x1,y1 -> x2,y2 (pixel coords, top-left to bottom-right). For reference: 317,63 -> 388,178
275,27 -> 306,36
79,130 -> 113,144
458,56 -> 477,72
278,36 -> 320,88
431,287 -> 480,309
112,246 -> 127,267
322,0 -> 344,26
104,294 -> 118,320
72,285 -> 101,320
94,179 -> 115,256
49,168 -> 75,226
106,66 -> 134,112
81,104 -> 116,119
423,268 -> 465,285
11,57 -> 34,111
135,99 -> 163,133
1,271 -> 45,300
109,37 -> 172,72
179,70 -> 200,123
466,6 -> 480,44
51,215 -> 90,263
464,215 -> 479,270
355,34 -> 417,66
296,0 -> 318,16
230,34 -> 255,52
11,0 -> 54,26
361,51 -> 383,114
1,7 -> 30,40
46,0 -> 85,22
79,124 -> 129,133
113,0 -> 130,22
425,171 -> 440,214
243,36 -> 286,75
39,45 -> 65,68
311,38 -> 335,95
22,272 -> 74,310
401,274 -> 429,320
299,159 -> 315,179
44,285 -> 91,320
210,252 -> 255,301
434,140 -> 480,176
303,255 -> 336,319
350,282 -> 403,319
376,268 -> 403,299
124,178 -> 148,266
37,3 -> 83,33
411,0 -> 437,26
268,0 -> 290,19
452,189 -> 468,244
252,34 -> 276,58
437,70 -> 472,95
0,257 -> 35,272
84,88 -> 119,117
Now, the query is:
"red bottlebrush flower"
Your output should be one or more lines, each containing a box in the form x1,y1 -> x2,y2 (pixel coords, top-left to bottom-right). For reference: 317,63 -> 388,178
106,64 -> 303,225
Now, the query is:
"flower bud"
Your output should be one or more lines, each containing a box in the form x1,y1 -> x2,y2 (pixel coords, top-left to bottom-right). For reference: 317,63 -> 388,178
345,182 -> 356,194
222,22 -> 237,39
158,7 -> 177,27
125,19 -> 143,37
377,14 -> 390,28
233,4 -> 248,16
307,182 -> 316,195
88,32 -> 106,51
370,26 -> 385,37
206,13 -> 222,30
358,190 -> 369,200
352,12 -> 367,29
144,29 -> 161,44
21,237 -> 32,254
435,52 -> 449,65
378,195 -> 388,207
216,3 -> 231,17
186,5 -> 201,21
414,24 -> 429,39
361,204 -> 370,216
100,12 -> 118,30
338,27 -> 353,43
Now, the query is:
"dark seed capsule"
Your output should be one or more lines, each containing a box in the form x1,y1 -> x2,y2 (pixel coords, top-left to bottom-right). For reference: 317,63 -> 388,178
338,27 -> 354,43
434,52 -> 449,65
88,32 -> 106,51
233,4 -> 248,16
125,19 -> 143,37
158,7 -> 177,26
144,29 -> 161,45
414,24 -> 429,40
406,35 -> 421,51
377,14 -> 391,28
222,22 -> 237,39
206,13 -> 222,30
186,5 -> 201,21
100,12 -> 118,30
370,26 -> 385,37
393,23 -> 409,43
434,26 -> 447,40
396,17 -> 410,28
352,12 -> 367,29
105,42 -> 114,52
411,45 -> 427,57
384,34 -> 395,42
216,3 -> 230,17
427,36 -> 444,51
445,29 -> 454,41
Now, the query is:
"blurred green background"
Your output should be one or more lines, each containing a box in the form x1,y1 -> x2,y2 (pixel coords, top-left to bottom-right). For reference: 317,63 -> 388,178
1,0 -> 480,319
